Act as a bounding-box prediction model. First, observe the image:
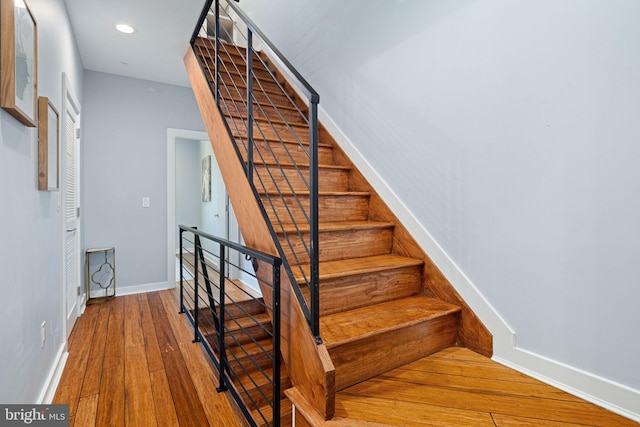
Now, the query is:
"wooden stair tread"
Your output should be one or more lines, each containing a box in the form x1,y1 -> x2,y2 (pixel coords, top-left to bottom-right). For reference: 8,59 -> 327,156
278,221 -> 395,234
226,311 -> 272,331
321,296 -> 461,348
258,190 -> 370,197
225,113 -> 310,130
230,132 -> 333,149
253,161 -> 349,171
295,255 -> 423,283
221,96 -> 304,114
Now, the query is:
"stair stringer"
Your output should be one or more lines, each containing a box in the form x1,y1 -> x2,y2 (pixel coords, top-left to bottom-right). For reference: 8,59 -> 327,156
185,47 -> 336,420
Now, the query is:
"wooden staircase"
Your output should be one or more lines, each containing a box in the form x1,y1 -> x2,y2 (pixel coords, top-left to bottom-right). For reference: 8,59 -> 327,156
188,37 -> 492,424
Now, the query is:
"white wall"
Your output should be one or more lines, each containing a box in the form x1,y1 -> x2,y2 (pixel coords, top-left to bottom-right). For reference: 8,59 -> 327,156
83,71 -> 205,292
239,0 -> 640,416
0,0 -> 83,403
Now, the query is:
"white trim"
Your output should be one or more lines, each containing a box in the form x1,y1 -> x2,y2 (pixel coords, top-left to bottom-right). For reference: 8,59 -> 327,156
166,128 -> 210,294
494,348 -> 640,422
116,281 -> 175,297
37,344 -> 68,404
317,104 -> 640,421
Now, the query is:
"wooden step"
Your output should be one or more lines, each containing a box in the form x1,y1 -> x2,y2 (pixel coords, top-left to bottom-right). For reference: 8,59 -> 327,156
199,54 -> 279,82
200,310 -> 272,346
217,72 -> 287,98
220,97 -> 307,124
260,191 -> 370,225
226,116 -> 318,145
253,163 -> 350,193
320,296 -> 461,390
249,137 -> 333,165
226,337 -> 275,373
223,88 -> 303,112
277,221 -> 394,263
295,255 -> 423,316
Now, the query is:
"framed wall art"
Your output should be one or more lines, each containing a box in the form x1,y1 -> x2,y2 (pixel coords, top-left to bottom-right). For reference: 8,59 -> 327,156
1,0 -> 38,127
202,155 -> 212,202
38,97 -> 59,191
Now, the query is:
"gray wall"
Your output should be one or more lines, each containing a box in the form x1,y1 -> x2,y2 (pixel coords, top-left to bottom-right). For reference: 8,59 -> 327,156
240,0 -> 640,398
175,138 -> 202,247
0,0 -> 84,403
83,71 -> 204,290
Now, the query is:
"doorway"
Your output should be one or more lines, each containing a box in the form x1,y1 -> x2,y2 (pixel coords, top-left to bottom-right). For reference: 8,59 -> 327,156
62,74 -> 81,339
167,129 -> 240,286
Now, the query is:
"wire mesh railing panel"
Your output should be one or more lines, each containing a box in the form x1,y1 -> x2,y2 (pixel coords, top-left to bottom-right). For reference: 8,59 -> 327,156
179,226 -> 282,427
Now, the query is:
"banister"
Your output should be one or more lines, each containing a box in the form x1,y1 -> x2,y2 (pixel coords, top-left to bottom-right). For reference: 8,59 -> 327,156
222,0 -> 319,104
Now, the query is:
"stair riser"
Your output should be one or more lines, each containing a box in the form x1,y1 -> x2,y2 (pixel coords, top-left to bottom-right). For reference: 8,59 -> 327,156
254,166 -> 349,193
262,194 -> 369,225
301,265 -> 422,316
329,314 -> 459,391
250,140 -> 333,165
220,99 -> 307,124
279,227 -> 393,264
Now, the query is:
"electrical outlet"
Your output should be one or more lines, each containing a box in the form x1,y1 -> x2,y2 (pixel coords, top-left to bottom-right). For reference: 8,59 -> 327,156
142,197 -> 150,208
41,321 -> 46,348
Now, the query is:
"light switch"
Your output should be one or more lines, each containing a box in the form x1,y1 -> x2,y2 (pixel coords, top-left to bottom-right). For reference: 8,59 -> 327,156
142,197 -> 150,208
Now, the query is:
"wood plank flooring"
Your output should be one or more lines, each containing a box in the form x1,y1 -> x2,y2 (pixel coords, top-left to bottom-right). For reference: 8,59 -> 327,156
54,289 -> 637,426
53,290 -> 244,427
334,347 -> 638,426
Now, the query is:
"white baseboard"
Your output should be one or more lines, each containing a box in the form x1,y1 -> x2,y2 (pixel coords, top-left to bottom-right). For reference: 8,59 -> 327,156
116,281 -> 175,297
37,344 -> 68,404
317,104 -> 640,422
494,346 -> 640,422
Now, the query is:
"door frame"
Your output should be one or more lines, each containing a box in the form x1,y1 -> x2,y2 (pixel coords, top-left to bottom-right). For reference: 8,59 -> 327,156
61,72 -> 82,341
167,128 -> 240,285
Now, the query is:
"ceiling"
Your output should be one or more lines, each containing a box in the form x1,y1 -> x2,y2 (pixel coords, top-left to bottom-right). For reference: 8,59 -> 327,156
64,0 -> 206,87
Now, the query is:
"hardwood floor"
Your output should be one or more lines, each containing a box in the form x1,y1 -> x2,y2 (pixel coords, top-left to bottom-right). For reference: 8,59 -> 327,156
334,347 -> 638,426
53,289 -> 637,426
53,290 -> 244,427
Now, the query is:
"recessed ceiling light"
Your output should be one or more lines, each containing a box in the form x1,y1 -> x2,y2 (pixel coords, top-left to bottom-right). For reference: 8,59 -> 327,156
115,24 -> 135,34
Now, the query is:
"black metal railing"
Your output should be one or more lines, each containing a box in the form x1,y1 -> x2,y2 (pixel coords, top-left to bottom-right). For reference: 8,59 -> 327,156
179,225 -> 282,427
190,0 -> 321,342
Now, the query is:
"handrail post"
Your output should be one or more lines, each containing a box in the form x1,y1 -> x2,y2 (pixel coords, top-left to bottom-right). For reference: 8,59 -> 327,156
214,0 -> 220,104
193,234 -> 201,343
216,243 -> 229,392
309,100 -> 321,343
272,260 -> 282,425
246,29 -> 254,183
179,227 -> 185,314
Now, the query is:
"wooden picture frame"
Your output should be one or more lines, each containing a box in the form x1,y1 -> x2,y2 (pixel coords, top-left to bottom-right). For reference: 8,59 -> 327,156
1,0 -> 38,127
38,97 -> 59,190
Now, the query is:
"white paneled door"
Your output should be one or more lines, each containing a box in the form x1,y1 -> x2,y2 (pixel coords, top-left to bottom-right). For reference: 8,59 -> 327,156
63,77 -> 81,339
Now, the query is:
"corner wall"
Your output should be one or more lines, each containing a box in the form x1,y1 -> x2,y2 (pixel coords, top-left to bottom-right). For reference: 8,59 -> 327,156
239,0 -> 640,419
0,0 -> 84,403
82,71 -> 205,295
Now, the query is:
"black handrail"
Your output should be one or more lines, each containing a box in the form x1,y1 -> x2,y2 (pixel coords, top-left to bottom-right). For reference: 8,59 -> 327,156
179,225 -> 282,427
190,0 -> 322,343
